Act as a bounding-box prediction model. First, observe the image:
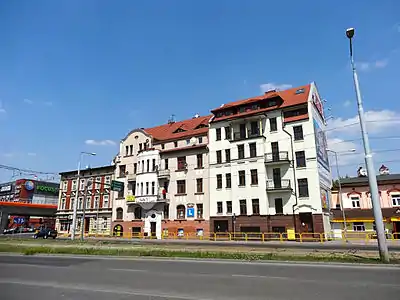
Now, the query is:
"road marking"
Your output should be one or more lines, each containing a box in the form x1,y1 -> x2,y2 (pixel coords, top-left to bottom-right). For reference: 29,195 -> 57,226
109,268 -> 148,273
0,278 -> 217,300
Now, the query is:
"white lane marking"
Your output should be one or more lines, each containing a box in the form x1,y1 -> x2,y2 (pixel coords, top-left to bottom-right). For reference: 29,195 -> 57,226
0,279 -> 217,300
0,263 -> 69,270
109,268 -> 148,273
231,274 -> 400,288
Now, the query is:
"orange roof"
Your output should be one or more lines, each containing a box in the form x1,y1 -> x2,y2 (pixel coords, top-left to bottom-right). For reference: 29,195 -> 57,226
211,84 -> 311,122
144,115 -> 212,142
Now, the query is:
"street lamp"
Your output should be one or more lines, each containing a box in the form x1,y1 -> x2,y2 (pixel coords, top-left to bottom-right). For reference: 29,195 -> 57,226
71,151 -> 96,241
326,148 -> 356,242
346,27 -> 389,262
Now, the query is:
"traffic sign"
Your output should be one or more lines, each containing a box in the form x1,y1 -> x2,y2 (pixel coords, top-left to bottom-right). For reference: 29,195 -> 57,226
111,180 -> 124,192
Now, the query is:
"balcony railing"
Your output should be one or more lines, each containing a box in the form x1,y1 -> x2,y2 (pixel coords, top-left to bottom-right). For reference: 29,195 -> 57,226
157,168 -> 170,177
266,179 -> 291,191
231,129 -> 262,141
264,151 -> 290,164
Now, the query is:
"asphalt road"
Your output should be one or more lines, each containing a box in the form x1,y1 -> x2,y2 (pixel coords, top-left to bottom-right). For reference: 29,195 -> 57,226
0,255 -> 399,300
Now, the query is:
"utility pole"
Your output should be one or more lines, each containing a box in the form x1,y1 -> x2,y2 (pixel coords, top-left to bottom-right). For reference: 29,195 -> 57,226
346,28 -> 389,262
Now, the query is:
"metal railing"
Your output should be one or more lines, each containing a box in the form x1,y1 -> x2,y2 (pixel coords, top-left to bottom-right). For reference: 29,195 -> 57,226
264,151 -> 289,163
266,179 -> 291,190
231,129 -> 262,141
157,169 -> 170,177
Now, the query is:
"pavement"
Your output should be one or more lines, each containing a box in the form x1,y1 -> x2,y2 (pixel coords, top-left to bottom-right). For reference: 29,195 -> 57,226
0,254 -> 399,300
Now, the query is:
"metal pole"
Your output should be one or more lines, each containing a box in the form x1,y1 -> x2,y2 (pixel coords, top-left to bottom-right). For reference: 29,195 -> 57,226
70,155 -> 81,240
333,152 -> 348,242
348,32 -> 389,262
80,181 -> 89,242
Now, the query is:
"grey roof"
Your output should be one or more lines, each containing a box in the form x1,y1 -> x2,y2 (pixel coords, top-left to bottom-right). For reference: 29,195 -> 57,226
339,174 -> 400,186
59,165 -> 115,176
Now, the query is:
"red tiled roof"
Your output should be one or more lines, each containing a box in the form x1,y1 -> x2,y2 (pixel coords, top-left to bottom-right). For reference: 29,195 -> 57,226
211,84 -> 311,122
144,115 -> 212,142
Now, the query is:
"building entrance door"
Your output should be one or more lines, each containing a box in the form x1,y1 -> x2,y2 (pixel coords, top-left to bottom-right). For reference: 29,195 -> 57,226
150,222 -> 156,238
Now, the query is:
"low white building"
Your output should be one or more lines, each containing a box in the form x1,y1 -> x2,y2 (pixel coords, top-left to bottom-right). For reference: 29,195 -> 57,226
208,82 -> 332,236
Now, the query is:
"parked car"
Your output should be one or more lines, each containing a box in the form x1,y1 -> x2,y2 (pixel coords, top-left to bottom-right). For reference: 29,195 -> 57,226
33,228 -> 57,239
3,227 -> 25,234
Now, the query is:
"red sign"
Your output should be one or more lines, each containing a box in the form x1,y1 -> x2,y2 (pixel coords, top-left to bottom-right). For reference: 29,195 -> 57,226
312,94 -> 324,120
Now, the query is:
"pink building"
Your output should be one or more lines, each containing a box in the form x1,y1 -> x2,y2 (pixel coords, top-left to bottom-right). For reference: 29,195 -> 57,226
331,172 -> 400,238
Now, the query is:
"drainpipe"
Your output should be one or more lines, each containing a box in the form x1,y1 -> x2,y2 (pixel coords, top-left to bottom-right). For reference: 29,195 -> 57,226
281,113 -> 298,234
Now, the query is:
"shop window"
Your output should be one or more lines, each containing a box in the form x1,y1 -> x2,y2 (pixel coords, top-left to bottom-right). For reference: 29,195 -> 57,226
353,222 -> 365,231
177,205 -> 185,219
116,207 -> 123,220
351,196 -> 361,208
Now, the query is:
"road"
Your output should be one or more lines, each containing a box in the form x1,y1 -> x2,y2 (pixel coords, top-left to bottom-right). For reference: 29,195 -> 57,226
0,255 -> 399,300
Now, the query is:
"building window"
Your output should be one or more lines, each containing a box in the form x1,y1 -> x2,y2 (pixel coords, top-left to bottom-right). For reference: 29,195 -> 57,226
139,143 -> 143,151
270,117 -> 277,132
116,207 -> 123,220
226,173 -> 232,188
72,180 -> 77,191
146,182 -> 149,195
197,204 -> 203,219
250,121 -> 259,136
140,183 -> 143,196
161,143 -> 165,149
226,201 -> 232,214
216,128 -> 221,141
216,150 -> 222,164
250,169 -> 258,185
252,199 -> 260,215
134,163 -> 137,174
186,139 -> 190,145
130,145 -> 133,155
293,125 -> 304,141
198,136 -> 203,143
298,178 -> 309,197
351,196 -> 361,208
216,174 -> 222,189
151,182 -> 155,195
152,159 -> 156,171
392,194 -> 400,206
238,170 -> 246,186
146,159 -> 150,172
239,200 -> 247,215
119,165 -> 126,177
197,154 -> 203,168
225,126 -> 231,140
163,204 -> 169,219
174,141 -> 178,147
79,179 -> 85,190
62,181 -> 68,191
177,205 -> 185,219
177,156 -> 186,170
125,145 -> 129,156
217,201 -> 223,214
275,198 -> 283,214
86,197 -> 91,209
177,180 -> 186,194
77,198 -> 83,210
165,159 -> 169,170
94,196 -> 99,209
105,176 -> 111,185
196,178 -> 203,193
295,151 -> 306,168
238,144 -> 245,159
225,149 -> 231,162
95,177 -> 101,189
70,199 -> 74,210
353,222 -> 365,231
134,206 -> 142,219
249,143 -> 257,158
103,195 -> 109,208
60,198 -> 66,210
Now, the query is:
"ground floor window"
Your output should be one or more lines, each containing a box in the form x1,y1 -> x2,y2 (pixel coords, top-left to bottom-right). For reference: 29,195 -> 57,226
59,220 -> 71,231
353,222 -> 365,231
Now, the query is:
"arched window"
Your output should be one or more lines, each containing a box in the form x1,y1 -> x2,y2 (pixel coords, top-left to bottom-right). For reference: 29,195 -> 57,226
116,207 -> 123,220
177,205 -> 185,219
134,207 -> 142,219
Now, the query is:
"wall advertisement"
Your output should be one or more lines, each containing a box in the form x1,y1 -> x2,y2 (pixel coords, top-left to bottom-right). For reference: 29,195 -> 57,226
312,92 -> 332,210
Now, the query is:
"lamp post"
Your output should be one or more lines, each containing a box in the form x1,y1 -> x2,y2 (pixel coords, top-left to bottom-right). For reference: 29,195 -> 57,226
80,179 -> 93,241
326,148 -> 355,242
71,151 -> 96,241
346,28 -> 389,262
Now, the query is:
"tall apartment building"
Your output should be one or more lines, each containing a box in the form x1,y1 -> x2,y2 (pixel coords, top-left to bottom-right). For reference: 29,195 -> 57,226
208,82 -> 332,235
112,115 -> 211,239
56,165 -> 115,234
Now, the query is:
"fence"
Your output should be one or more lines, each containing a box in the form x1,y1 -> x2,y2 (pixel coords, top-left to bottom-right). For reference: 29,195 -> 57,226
57,231 -> 400,244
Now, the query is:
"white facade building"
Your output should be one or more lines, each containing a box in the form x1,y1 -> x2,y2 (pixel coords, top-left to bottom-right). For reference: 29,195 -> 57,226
208,82 -> 332,235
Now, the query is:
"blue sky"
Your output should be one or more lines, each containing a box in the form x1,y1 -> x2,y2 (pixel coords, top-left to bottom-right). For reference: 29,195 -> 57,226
0,0 -> 399,182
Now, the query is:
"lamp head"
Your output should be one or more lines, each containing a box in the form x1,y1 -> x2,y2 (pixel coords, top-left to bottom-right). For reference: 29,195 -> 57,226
346,28 -> 355,39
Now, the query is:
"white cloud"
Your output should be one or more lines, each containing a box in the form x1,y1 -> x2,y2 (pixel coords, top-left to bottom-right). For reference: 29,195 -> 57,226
85,139 -> 116,146
43,101 -> 53,106
327,110 -> 400,135
327,138 -> 361,166
260,83 -> 292,93
27,152 -> 37,157
23,99 -> 33,105
357,59 -> 388,72
2,153 -> 14,158
343,100 -> 352,107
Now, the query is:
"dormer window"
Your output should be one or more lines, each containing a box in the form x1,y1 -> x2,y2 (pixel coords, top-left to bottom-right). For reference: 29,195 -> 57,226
174,127 -> 186,133
195,124 -> 208,129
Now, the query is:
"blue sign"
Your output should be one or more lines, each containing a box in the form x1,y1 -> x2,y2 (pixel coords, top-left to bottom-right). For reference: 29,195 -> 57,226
14,217 -> 25,225
25,180 -> 35,191
187,207 -> 195,218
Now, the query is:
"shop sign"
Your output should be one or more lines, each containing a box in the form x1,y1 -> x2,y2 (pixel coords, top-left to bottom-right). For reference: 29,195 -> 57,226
0,185 -> 12,192
36,185 -> 59,194
126,195 -> 136,202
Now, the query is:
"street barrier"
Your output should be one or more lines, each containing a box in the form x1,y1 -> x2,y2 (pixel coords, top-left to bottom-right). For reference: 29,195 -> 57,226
56,231 -> 400,244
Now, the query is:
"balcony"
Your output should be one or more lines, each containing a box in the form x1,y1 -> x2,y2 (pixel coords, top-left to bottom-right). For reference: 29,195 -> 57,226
126,172 -> 136,181
264,152 -> 290,165
126,193 -> 169,204
157,168 -> 170,178
230,129 -> 263,142
266,179 -> 292,192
